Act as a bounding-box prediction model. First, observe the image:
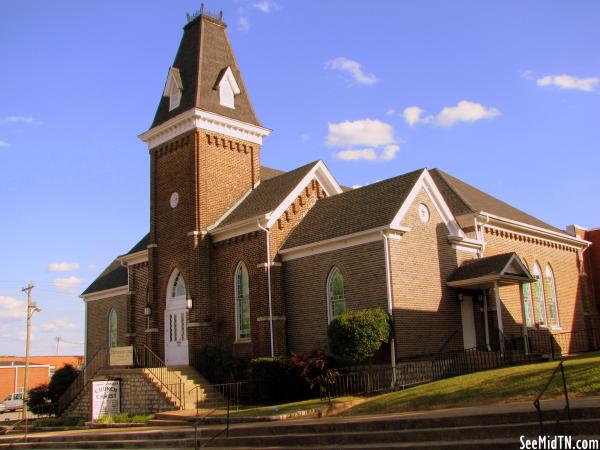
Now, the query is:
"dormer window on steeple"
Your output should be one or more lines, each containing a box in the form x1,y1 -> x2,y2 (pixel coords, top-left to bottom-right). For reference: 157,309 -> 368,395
163,67 -> 183,112
215,66 -> 240,109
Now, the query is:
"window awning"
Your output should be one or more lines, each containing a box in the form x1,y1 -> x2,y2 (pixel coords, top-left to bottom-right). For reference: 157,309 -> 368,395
447,252 -> 534,289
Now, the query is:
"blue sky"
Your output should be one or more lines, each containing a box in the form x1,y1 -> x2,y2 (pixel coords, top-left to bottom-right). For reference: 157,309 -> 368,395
1,1 -> 599,356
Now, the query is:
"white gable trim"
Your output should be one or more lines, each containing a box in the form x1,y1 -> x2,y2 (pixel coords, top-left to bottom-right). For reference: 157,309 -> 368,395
210,216 -> 267,243
279,226 -> 409,261
163,68 -> 183,111
139,108 -> 272,148
265,160 -> 342,229
81,286 -> 130,302
502,253 -> 533,279
391,170 -> 466,238
219,67 -> 241,95
118,249 -> 148,266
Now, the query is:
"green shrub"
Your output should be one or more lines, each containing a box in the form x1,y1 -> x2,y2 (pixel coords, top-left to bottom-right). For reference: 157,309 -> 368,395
192,346 -> 246,383
290,351 -> 339,399
27,384 -> 52,414
249,357 -> 313,403
95,412 -> 154,424
30,417 -> 85,428
48,364 -> 79,403
327,308 -> 391,364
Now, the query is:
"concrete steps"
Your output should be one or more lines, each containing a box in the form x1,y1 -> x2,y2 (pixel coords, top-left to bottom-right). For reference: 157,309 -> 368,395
1,405 -> 599,449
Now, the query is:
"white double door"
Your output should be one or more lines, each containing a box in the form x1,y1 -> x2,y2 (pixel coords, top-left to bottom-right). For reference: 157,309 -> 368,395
164,297 -> 189,366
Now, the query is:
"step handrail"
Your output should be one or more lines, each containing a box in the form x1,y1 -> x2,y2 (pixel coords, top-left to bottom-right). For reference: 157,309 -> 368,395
57,347 -> 109,416
533,360 -> 571,434
134,345 -> 185,409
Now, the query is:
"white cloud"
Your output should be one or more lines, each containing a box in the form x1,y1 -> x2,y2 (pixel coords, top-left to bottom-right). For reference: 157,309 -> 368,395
53,276 -> 84,293
87,264 -> 98,271
402,106 -> 424,127
0,140 -> 9,148
325,57 -> 378,86
536,74 -> 599,92
48,262 -> 80,272
333,148 -> 377,161
385,109 -> 396,115
301,133 -> 310,143
326,119 -> 395,147
0,296 -> 26,319
403,101 -> 500,128
434,101 -> 500,127
0,116 -> 34,125
253,1 -> 278,13
520,69 -> 534,81
328,119 -> 400,161
238,16 -> 251,32
38,319 -> 76,333
352,184 -> 363,189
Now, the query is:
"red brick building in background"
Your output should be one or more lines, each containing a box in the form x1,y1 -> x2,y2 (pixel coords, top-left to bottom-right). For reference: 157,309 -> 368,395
0,356 -> 83,401
80,11 -> 600,368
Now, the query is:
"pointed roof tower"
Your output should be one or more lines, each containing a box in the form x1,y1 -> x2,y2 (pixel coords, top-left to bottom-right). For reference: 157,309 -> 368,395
151,11 -> 261,129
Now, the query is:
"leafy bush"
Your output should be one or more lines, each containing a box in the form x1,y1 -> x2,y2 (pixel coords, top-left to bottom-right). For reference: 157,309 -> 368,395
95,413 -> 154,424
48,364 -> 79,403
290,351 -> 339,399
27,384 -> 52,414
249,357 -> 313,403
192,346 -> 246,383
327,308 -> 391,364
30,417 -> 85,428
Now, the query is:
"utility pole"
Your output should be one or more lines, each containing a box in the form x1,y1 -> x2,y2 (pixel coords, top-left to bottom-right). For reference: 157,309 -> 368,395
21,282 -> 41,441
55,336 -> 61,355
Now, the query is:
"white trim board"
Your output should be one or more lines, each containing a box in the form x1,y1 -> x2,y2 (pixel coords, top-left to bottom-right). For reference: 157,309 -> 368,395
119,249 -> 149,266
80,286 -> 130,302
139,108 -> 272,148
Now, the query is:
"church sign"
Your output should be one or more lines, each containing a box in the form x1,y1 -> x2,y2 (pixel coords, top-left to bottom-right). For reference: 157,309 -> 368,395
109,346 -> 133,366
91,380 -> 120,420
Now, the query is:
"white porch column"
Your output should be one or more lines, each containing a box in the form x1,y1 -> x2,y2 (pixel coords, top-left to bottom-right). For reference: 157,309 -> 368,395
519,283 -> 530,355
493,282 -> 505,353
482,290 -> 491,351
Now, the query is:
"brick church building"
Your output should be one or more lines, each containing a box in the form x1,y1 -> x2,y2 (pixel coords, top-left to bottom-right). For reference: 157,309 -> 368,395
81,12 -> 600,367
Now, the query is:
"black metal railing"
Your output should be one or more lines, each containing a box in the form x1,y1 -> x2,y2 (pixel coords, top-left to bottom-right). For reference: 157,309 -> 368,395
528,328 -> 600,359
134,345 -> 185,409
193,397 -> 232,450
190,381 -> 247,416
57,348 -> 108,416
533,360 -> 571,434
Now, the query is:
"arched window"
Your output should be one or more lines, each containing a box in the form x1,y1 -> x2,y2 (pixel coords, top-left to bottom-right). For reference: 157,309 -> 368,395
235,262 -> 250,341
545,265 -> 561,329
532,263 -> 547,327
108,309 -> 118,348
520,259 -> 535,328
327,267 -> 346,323
170,271 -> 187,298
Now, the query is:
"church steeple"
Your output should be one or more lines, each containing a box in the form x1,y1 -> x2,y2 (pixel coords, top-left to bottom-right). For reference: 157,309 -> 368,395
151,11 -> 261,129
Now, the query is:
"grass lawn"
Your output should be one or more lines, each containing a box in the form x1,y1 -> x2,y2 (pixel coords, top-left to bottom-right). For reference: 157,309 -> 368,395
225,396 -> 361,418
345,352 -> 600,416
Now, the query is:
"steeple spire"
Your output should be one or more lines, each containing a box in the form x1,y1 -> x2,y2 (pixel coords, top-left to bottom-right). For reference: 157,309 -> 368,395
151,12 -> 261,129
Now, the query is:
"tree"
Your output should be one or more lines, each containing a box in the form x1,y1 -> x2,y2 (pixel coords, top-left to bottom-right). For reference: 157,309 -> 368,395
47,364 -> 79,403
27,384 -> 51,415
327,308 -> 391,364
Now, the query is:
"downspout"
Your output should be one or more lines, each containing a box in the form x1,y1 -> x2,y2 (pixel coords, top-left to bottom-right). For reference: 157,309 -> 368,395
381,231 -> 397,384
257,219 -> 275,358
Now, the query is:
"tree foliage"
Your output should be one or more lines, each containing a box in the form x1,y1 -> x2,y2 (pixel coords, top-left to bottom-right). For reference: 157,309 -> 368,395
327,308 -> 391,363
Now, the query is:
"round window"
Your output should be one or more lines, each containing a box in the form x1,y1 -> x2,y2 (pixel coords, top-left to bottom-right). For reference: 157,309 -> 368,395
418,203 -> 430,223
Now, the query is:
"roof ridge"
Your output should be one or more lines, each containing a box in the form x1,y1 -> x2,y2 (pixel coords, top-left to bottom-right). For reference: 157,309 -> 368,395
430,168 -> 477,214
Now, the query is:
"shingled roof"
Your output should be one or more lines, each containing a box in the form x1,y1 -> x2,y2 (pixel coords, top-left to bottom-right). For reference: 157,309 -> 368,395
152,14 -> 260,128
448,252 -> 516,283
430,169 -> 565,234
282,169 -> 424,249
81,258 -> 127,296
216,162 -> 318,228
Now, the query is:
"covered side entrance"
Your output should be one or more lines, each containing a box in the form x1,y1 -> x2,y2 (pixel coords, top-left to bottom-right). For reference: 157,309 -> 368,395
448,252 -> 535,352
164,270 -> 189,366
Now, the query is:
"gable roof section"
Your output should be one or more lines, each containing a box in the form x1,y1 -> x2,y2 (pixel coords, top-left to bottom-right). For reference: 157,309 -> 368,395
447,252 -> 534,287
217,162 -> 318,228
152,14 -> 260,128
282,169 -> 424,250
430,169 -> 565,234
126,233 -> 150,254
81,258 -> 127,296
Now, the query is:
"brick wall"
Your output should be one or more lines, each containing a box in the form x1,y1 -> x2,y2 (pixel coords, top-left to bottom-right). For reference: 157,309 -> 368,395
389,188 -> 464,358
127,262 -> 150,350
483,227 -> 589,341
283,241 -> 388,354
86,295 -> 128,360
64,368 -> 174,418
0,365 -> 49,400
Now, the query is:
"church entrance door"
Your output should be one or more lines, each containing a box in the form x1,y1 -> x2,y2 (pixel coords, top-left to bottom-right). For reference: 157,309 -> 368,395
164,297 -> 189,366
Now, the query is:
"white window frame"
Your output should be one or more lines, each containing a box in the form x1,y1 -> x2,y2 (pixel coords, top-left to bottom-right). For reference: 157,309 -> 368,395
326,267 -> 346,323
532,262 -> 548,328
234,262 -> 251,342
545,264 -> 561,330
169,270 -> 187,299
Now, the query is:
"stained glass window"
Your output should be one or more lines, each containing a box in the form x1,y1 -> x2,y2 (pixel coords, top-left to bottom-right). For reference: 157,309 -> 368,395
327,267 -> 346,322
235,262 -> 251,340
171,271 -> 186,298
108,309 -> 118,348
532,263 -> 547,327
545,265 -> 560,329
